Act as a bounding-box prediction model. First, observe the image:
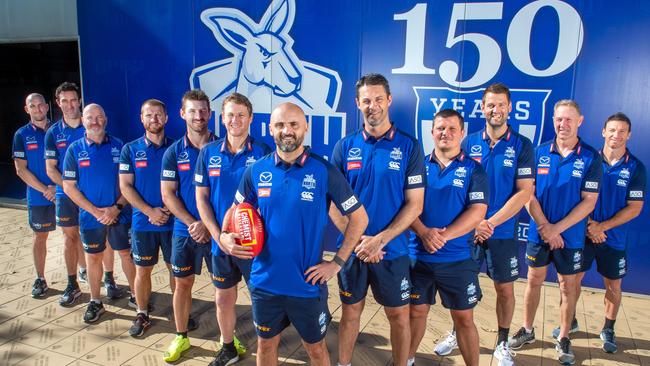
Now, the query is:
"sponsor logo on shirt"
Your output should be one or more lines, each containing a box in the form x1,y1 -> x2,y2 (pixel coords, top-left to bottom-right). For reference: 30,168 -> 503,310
503,159 -> 513,167
347,161 -> 362,170
470,145 -> 482,155
572,169 -> 583,178
408,175 -> 422,185
537,167 -> 549,175
453,178 -> 464,188
538,156 -> 551,167
518,167 -> 532,175
79,160 -> 90,167
347,147 -> 362,161
162,169 -> 176,178
26,143 -> 38,150
195,174 -> 204,183
177,151 -> 190,162
64,170 -> 76,178
14,151 -> 25,158
301,191 -> 314,202
45,150 -> 56,157
209,155 -> 222,167
617,179 -> 628,187
135,161 -> 147,168
630,190 -> 643,198
209,168 -> 221,176
585,181 -> 598,189
388,161 -> 401,170
302,174 -> 316,190
135,150 -> 147,160
178,163 -> 190,171
119,163 -> 130,171
341,196 -> 358,212
258,188 -> 271,197
470,192 -> 484,200
259,171 -> 273,186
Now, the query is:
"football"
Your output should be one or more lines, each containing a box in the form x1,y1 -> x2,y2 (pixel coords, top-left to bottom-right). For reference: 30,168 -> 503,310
222,202 -> 265,257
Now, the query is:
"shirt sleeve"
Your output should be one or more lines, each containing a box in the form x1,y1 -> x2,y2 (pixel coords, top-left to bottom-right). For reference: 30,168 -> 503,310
234,166 -> 257,208
12,131 -> 26,159
193,147 -> 208,187
118,143 -> 134,174
627,161 -> 647,201
467,163 -> 490,205
44,128 -> 58,160
160,145 -> 179,182
330,139 -> 345,173
516,138 -> 535,179
582,153 -> 603,193
405,140 -> 426,189
62,146 -> 78,181
327,163 -> 362,215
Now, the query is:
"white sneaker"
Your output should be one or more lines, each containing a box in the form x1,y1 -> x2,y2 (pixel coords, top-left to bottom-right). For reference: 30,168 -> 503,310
494,341 -> 516,366
434,330 -> 458,356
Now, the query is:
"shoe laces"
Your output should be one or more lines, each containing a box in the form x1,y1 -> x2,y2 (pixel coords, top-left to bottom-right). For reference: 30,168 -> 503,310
513,327 -> 529,338
602,329 -> 615,342
443,331 -> 457,344
559,337 -> 571,353
499,342 -> 516,358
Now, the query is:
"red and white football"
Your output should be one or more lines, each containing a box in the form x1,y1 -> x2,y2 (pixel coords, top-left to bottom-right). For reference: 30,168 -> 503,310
222,202 -> 265,257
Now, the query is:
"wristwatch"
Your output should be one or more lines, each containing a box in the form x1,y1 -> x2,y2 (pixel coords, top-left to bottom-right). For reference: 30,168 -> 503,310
115,203 -> 124,210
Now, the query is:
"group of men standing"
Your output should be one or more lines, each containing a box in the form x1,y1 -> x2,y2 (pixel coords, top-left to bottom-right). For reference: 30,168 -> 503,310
12,75 -> 645,366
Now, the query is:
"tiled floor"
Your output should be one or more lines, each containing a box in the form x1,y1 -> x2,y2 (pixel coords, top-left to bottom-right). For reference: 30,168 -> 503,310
0,206 -> 648,365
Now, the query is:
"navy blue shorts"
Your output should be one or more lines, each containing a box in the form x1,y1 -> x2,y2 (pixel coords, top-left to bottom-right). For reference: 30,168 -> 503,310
472,238 -> 520,283
582,239 -> 627,280
250,286 -> 330,344
410,258 -> 482,310
211,254 -> 252,289
131,230 -> 172,266
55,195 -> 79,227
337,255 -> 411,307
80,224 -> 130,254
525,242 -> 583,275
171,235 -> 212,278
28,205 -> 56,232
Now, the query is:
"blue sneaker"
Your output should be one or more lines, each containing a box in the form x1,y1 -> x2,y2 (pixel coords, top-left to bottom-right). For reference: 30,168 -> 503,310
104,279 -> 124,299
552,318 -> 579,340
600,329 -> 618,353
59,284 -> 81,306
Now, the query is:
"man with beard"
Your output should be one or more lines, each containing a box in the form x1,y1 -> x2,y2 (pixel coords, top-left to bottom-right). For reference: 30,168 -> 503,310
45,82 -> 121,306
330,73 -> 425,366
161,90 -> 216,362
119,99 -> 175,337
62,104 -> 136,324
408,109 -> 489,366
434,83 -> 534,365
221,102 -> 368,366
12,93 -> 56,298
195,93 -> 271,365
509,100 -> 602,365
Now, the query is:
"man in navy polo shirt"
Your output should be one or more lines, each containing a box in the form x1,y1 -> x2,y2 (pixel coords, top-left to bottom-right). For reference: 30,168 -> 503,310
577,112 -> 645,353
330,73 -> 425,366
408,109 -> 489,366
509,100 -> 602,365
161,90 -> 216,363
12,93 -> 56,298
195,93 -> 271,365
119,99 -> 175,337
62,104 -> 136,324
432,83 -> 532,365
220,102 -> 368,366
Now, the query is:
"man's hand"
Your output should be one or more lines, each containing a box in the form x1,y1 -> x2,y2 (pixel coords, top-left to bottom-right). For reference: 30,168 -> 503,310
537,222 -> 562,243
43,185 -> 56,202
354,234 -> 385,262
419,227 -> 447,253
188,221 -> 210,244
587,220 -> 607,244
474,219 -> 494,243
98,205 -> 120,225
305,261 -> 341,285
218,231 -> 253,259
147,207 -> 170,226
548,235 -> 565,250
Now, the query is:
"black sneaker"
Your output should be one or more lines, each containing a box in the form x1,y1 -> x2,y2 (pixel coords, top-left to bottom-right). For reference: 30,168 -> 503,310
83,301 -> 105,323
78,268 -> 88,284
600,328 -> 618,353
128,312 -> 151,337
31,278 -> 48,298
556,337 -> 575,365
128,296 -> 155,312
104,279 -> 124,299
59,284 -> 81,307
208,346 -> 239,366
508,327 -> 535,349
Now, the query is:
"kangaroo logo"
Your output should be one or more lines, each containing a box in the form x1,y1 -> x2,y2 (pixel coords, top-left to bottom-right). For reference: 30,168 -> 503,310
190,0 -> 342,115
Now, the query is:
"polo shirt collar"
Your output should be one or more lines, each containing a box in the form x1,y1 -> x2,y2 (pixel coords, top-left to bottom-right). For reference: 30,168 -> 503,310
361,124 -> 397,142
220,136 -> 253,154
481,125 -> 512,142
29,120 -> 50,133
183,131 -> 216,149
84,133 -> 109,146
550,138 -> 582,156
429,149 -> 466,163
143,134 -> 170,148
600,148 -> 630,166
274,147 -> 310,167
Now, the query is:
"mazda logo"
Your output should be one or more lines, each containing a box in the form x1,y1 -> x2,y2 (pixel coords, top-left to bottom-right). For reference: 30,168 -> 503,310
349,147 -> 361,157
209,156 -> 222,165
259,171 -> 273,183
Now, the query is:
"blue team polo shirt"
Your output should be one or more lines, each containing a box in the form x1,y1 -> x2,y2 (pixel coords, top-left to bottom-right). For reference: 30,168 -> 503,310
409,150 -> 490,263
235,148 -> 362,298
528,139 -> 603,249
161,133 -> 216,237
194,136 -> 272,255
119,135 -> 174,232
44,119 -> 85,197
62,135 -> 128,230
592,150 -> 646,251
463,126 -> 534,239
12,122 -> 54,206
331,125 -> 426,260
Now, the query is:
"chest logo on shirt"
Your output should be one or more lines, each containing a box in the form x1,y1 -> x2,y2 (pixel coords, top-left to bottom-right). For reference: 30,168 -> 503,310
573,159 -> 585,170
453,178 -> 464,188
78,150 -> 90,167
617,179 -> 628,187
348,147 -> 362,160
619,168 -> 630,179
245,156 -> 257,167
469,145 -> 482,162
177,151 -> 191,171
55,133 -> 68,148
503,159 -> 513,168
388,161 -> 401,170
259,171 -> 273,187
25,135 -> 38,150
301,191 -> 314,202
390,147 -> 403,160
302,174 -> 316,190
455,167 -> 466,178
504,146 -> 516,159
135,150 -> 148,168
537,155 -> 551,175
111,147 -> 120,163
209,155 -> 222,176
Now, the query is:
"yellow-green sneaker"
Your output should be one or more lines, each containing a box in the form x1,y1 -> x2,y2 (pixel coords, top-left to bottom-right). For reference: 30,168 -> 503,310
233,335 -> 246,356
163,334 -> 190,363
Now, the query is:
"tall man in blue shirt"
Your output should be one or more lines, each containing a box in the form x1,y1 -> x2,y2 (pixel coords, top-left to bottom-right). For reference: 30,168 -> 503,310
220,102 -> 368,366
509,100 -> 602,365
62,104 -> 136,324
331,74 -> 425,366
578,112 -> 645,353
119,99 -> 175,337
12,93 -> 56,298
408,109 -> 489,366
195,93 -> 272,365
433,83 -> 533,365
161,90 -> 216,363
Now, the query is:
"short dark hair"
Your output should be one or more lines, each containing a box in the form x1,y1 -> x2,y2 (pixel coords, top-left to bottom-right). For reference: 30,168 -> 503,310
482,83 -> 511,103
181,89 -> 210,110
434,109 -> 464,130
355,73 -> 390,97
222,92 -> 253,116
55,82 -> 80,100
141,99 -> 166,114
604,112 -> 632,132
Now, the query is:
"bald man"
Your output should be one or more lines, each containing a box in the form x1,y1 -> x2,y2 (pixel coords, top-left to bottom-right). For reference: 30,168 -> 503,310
12,93 -> 56,298
62,104 -> 136,324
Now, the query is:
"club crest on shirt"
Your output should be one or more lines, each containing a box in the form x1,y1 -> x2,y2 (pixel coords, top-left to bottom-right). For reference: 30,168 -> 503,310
505,146 -> 516,159
390,147 -> 403,160
302,174 -> 316,189
619,168 -> 630,179
455,166 -> 466,178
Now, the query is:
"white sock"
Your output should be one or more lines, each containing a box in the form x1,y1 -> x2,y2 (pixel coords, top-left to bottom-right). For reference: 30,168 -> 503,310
90,298 -> 102,304
137,309 -> 148,316
407,357 -> 415,366
525,327 -> 533,333
337,363 -> 352,366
